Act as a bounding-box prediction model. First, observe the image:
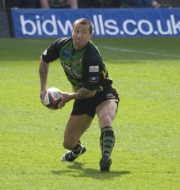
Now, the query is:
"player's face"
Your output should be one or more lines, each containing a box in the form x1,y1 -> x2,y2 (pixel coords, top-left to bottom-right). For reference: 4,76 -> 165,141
72,22 -> 92,50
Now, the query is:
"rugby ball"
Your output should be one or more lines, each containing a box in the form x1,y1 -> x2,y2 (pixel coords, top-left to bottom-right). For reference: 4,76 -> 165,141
43,87 -> 62,110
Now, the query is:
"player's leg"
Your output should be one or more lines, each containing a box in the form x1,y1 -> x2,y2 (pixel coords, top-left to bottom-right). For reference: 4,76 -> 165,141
61,114 -> 93,162
63,114 -> 93,148
39,0 -> 50,8
66,0 -> 78,8
97,99 -> 117,129
96,99 -> 118,171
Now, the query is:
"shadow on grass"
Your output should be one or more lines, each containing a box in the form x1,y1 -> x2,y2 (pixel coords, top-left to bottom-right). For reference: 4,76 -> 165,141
51,162 -> 130,179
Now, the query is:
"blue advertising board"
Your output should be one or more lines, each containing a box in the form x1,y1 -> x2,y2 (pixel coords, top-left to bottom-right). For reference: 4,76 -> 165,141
11,8 -> 180,38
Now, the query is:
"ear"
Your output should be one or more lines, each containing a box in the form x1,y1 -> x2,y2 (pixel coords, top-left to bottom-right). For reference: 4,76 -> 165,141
89,33 -> 93,39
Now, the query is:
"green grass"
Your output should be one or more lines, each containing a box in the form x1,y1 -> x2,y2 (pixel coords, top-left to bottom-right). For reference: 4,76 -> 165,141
0,37 -> 180,190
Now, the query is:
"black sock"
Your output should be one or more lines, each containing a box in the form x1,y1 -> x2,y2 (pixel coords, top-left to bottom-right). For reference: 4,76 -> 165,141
100,126 -> 115,156
71,140 -> 82,154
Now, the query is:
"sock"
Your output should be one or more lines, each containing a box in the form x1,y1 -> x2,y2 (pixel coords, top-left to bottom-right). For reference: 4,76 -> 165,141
71,140 -> 82,154
100,126 -> 115,156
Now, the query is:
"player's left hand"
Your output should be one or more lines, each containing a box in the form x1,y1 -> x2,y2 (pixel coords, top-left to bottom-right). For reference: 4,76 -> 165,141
58,92 -> 74,109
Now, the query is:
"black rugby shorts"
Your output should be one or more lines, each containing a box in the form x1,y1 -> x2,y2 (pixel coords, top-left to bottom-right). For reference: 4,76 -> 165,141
71,87 -> 120,118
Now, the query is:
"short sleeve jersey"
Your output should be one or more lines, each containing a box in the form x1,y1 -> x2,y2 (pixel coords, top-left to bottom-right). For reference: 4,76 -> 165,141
42,37 -> 113,92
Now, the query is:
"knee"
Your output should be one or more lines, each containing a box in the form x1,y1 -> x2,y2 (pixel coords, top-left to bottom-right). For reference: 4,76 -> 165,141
101,114 -> 112,125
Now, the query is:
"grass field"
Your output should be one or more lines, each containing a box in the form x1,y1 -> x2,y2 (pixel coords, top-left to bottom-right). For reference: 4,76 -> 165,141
0,37 -> 180,190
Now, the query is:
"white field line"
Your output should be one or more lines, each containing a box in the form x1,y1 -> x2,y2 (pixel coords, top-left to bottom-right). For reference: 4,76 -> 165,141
28,39 -> 180,58
99,46 -> 180,58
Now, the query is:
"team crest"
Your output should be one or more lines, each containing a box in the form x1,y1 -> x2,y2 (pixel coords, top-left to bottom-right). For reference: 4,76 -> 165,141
77,58 -> 82,66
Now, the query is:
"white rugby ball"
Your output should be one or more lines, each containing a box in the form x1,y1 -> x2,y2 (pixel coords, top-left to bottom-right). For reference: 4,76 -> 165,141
43,87 -> 62,110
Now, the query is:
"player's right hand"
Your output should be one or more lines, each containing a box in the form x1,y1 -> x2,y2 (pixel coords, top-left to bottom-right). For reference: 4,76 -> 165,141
40,89 -> 47,104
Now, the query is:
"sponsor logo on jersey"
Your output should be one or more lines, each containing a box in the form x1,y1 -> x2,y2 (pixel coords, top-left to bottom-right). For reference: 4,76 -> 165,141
89,66 -> 99,72
43,49 -> 47,55
63,49 -> 70,58
61,61 -> 82,78
89,77 -> 98,83
106,93 -> 115,99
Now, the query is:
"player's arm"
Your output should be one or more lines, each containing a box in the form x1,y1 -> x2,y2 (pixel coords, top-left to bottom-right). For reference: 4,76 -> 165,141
39,57 -> 49,102
65,87 -> 96,100
72,87 -> 96,99
39,38 -> 68,101
59,88 -> 96,108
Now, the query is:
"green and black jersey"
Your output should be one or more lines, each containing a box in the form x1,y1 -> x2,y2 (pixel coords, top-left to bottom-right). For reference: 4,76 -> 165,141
42,37 -> 113,92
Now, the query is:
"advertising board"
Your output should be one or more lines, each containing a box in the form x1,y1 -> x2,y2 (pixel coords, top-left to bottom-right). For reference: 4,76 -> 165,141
11,8 -> 180,38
